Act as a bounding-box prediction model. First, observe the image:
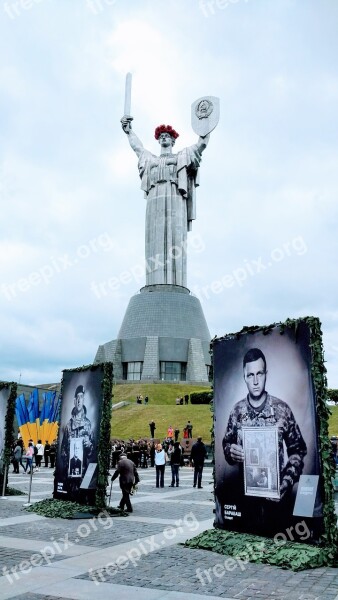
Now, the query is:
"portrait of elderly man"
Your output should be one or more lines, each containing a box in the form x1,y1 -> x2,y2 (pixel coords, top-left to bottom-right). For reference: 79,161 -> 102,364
61,384 -> 94,477
69,439 -> 83,477
220,347 -> 307,536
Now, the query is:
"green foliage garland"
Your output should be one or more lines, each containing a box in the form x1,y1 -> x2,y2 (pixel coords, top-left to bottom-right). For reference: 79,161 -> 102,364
185,529 -> 336,571
0,381 -> 17,492
95,361 -> 113,508
25,498 -> 127,518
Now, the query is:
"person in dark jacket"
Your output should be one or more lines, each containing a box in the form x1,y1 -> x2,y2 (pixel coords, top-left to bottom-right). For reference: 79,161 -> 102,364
169,441 -> 182,487
44,441 -> 51,468
49,440 -> 57,468
149,420 -> 156,438
190,436 -> 207,488
111,454 -> 139,512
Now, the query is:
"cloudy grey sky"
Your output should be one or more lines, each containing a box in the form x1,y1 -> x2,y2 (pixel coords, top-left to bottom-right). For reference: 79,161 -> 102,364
1,0 -> 337,386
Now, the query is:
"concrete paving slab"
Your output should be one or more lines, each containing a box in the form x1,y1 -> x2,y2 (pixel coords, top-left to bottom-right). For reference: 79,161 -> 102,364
32,579 -> 237,600
0,536 -> 102,556
0,514 -> 45,527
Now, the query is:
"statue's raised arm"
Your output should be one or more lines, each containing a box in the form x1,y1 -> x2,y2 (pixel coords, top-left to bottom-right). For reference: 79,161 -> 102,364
121,115 -> 144,158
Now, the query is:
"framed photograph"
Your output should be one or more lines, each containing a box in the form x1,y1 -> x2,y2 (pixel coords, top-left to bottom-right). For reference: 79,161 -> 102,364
68,438 -> 83,478
242,426 -> 280,499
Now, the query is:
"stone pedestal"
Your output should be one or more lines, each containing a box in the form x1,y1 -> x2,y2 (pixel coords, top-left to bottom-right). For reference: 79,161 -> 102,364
94,285 -> 211,382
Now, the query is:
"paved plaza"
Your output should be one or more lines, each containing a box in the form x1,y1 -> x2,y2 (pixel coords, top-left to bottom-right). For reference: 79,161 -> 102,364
0,466 -> 337,600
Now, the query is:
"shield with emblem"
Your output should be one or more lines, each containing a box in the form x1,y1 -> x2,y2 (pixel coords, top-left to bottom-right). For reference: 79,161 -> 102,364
191,96 -> 220,136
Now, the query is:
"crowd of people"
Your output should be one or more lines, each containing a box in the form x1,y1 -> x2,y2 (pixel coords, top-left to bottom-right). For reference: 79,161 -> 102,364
110,436 -> 208,512
10,436 -> 57,474
149,420 -> 193,440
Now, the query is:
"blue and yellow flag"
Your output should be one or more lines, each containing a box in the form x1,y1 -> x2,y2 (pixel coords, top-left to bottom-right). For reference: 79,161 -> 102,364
27,388 -> 40,443
15,394 -> 31,448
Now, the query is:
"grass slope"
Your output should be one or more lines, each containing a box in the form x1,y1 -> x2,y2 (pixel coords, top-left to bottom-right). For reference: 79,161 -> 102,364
110,385 -> 338,443
111,403 -> 212,442
111,383 -> 212,441
112,383 -> 210,405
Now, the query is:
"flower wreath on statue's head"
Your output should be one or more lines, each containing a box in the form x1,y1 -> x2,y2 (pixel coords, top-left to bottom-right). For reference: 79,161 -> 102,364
154,124 -> 179,140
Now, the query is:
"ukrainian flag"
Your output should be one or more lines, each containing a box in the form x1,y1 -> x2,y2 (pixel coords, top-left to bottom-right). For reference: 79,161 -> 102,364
49,394 -> 61,442
45,391 -> 57,443
15,394 -> 31,448
27,388 -> 40,444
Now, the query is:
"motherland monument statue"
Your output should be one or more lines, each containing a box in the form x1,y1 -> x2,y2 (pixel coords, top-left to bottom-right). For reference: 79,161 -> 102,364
94,75 -> 219,382
121,73 -> 220,288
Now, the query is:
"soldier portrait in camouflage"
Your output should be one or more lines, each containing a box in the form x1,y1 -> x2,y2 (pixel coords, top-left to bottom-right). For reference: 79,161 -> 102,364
61,384 -> 94,479
223,347 -> 307,499
218,346 -> 308,536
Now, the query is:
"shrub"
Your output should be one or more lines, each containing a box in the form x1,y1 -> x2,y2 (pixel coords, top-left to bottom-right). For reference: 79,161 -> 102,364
190,392 -> 213,405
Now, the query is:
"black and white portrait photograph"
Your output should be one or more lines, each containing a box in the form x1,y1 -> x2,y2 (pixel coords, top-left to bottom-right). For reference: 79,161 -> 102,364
213,320 -> 323,540
54,367 -> 103,501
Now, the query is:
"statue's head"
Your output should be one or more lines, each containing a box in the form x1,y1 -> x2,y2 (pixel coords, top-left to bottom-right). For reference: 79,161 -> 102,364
155,124 -> 179,147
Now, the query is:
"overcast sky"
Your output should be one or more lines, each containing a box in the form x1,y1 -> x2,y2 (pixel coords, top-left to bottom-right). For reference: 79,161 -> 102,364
1,0 -> 338,387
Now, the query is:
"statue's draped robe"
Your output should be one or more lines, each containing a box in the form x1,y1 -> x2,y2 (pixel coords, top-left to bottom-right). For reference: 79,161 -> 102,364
138,144 -> 202,287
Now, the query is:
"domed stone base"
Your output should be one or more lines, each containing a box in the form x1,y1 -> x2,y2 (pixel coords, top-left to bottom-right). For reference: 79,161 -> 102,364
94,285 -> 211,382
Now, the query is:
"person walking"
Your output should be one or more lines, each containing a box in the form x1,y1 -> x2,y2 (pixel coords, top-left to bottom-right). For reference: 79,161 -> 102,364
186,421 -> 193,438
190,436 -> 207,488
111,453 -> 139,513
174,427 -> 180,442
155,443 -> 166,488
24,442 -> 34,473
